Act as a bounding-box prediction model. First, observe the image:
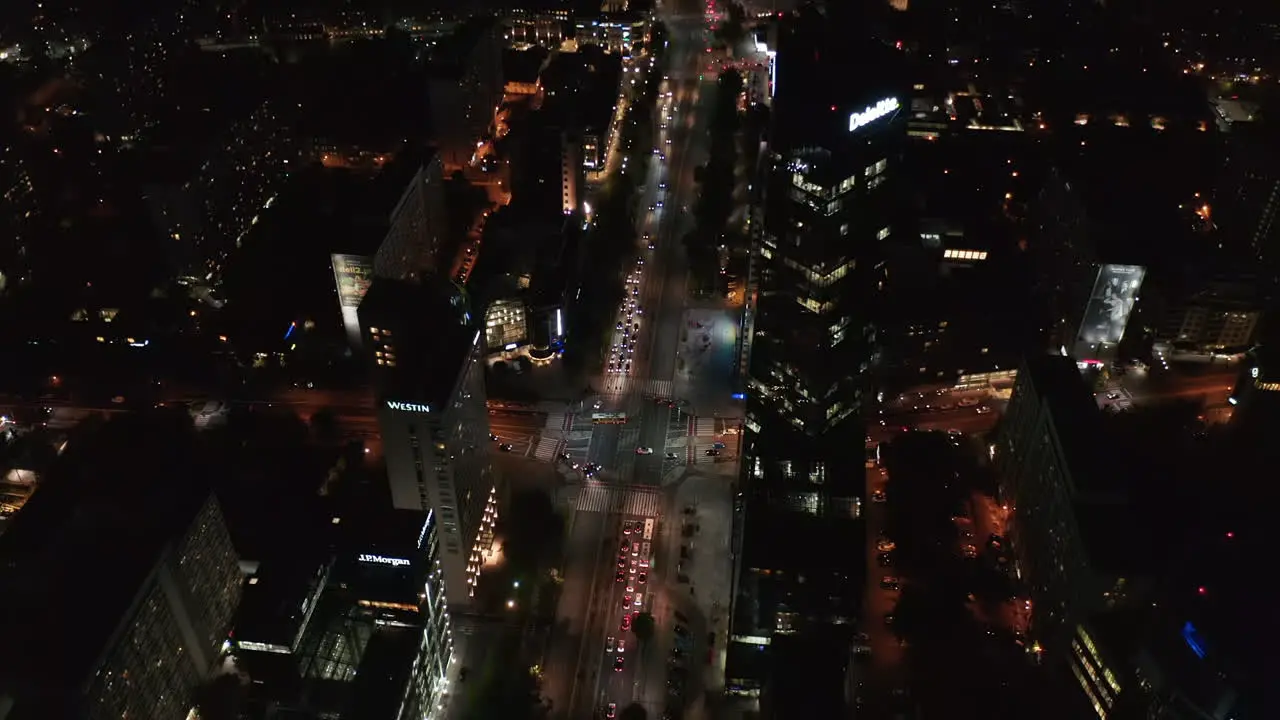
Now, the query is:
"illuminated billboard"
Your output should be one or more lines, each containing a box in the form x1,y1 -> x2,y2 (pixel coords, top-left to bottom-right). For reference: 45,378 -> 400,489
1076,264 -> 1146,347
332,253 -> 373,347
849,97 -> 900,133
332,254 -> 373,308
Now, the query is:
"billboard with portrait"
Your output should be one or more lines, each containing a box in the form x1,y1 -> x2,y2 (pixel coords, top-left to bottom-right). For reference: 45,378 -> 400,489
332,254 -> 373,309
332,253 -> 373,347
1076,264 -> 1146,347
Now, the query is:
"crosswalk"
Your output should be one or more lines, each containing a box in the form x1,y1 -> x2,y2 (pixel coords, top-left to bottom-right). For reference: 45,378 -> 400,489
544,412 -> 573,432
642,379 -> 674,398
695,417 -> 717,436
533,436 -> 562,461
574,484 -> 664,517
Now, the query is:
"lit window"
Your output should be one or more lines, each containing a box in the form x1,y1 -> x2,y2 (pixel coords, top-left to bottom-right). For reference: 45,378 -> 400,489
877,226 -> 891,240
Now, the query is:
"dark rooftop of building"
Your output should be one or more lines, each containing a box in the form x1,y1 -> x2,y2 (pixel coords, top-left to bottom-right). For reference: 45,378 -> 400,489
764,633 -> 850,718
539,47 -> 621,133
741,500 -> 863,575
771,10 -> 906,153
358,275 -> 477,410
0,412 -> 214,702
235,558 -> 331,650
504,48 -> 549,85
1019,354 -> 1107,498
344,626 -> 418,720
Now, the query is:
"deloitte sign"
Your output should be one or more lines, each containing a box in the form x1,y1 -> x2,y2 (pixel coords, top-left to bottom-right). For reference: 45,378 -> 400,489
848,97 -> 900,133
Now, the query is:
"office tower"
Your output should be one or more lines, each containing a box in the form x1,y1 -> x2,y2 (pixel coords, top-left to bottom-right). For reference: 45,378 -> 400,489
744,32 -> 903,450
429,18 -> 504,173
0,416 -> 242,719
358,275 -> 497,608
332,151 -> 451,348
233,510 -> 455,720
728,11 -> 905,700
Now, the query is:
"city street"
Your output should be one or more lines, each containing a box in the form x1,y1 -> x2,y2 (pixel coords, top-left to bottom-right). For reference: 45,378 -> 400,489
862,458 -> 906,696
541,4 -> 733,718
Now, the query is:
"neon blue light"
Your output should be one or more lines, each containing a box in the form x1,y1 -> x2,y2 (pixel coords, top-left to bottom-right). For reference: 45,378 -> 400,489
284,322 -> 296,340
1182,622 -> 1207,659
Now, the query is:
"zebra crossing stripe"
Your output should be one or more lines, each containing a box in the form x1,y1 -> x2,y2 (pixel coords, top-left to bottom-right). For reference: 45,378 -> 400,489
534,436 -> 560,461
545,413 -> 565,430
575,486 -> 663,516
695,418 -> 717,436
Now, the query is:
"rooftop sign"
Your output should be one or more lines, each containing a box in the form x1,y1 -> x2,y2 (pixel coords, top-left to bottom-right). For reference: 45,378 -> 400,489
849,97 -> 900,133
359,554 -> 411,567
387,401 -> 431,413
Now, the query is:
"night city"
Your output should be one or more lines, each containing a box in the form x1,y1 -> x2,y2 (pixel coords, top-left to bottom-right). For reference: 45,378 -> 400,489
0,0 -> 1274,718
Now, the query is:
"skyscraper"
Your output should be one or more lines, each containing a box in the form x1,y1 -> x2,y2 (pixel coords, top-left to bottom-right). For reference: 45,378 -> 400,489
358,275 -> 497,609
0,415 -> 242,719
729,11 -> 906,700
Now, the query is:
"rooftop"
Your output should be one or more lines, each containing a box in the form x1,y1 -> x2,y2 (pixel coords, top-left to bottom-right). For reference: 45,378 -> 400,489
1019,354 -> 1108,499
770,10 -> 906,154
0,412 -> 213,697
358,275 -> 478,411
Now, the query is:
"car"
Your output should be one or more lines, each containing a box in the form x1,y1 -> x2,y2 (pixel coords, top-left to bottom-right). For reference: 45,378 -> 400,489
616,571 -> 626,583
638,572 -> 647,584
623,594 -> 632,608
632,541 -> 641,556
659,182 -> 667,189
884,613 -> 896,626
877,552 -> 893,567
621,539 -> 630,551
617,639 -> 626,653
958,396 -> 979,407
624,521 -> 634,534
489,433 -> 499,441
606,636 -> 616,652
1106,391 -> 1122,400
871,489 -> 887,503
704,448 -> 720,456
962,544 -> 978,558
947,428 -> 962,436
976,405 -> 992,414
666,452 -> 679,460
617,322 -> 624,329
626,582 -> 635,593
876,538 -> 896,552
649,204 -> 657,211
636,447 -> 654,455
712,441 -> 726,449
614,656 -> 625,672
499,443 -> 514,452
880,576 -> 900,591
607,702 -> 618,718
634,593 -> 643,607
621,615 -> 632,631
618,558 -> 627,569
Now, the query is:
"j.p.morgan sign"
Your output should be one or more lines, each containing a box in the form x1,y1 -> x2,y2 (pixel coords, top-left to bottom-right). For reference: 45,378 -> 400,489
386,401 -> 431,413
359,554 -> 411,567
849,97 -> 900,132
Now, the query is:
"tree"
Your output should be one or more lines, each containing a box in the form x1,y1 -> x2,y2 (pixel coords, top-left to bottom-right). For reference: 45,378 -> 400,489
631,611 -> 656,646
192,672 -> 248,720
310,406 -> 341,447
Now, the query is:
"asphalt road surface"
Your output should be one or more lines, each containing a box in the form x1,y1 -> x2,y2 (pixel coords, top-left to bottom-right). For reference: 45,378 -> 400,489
546,6 -> 723,718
